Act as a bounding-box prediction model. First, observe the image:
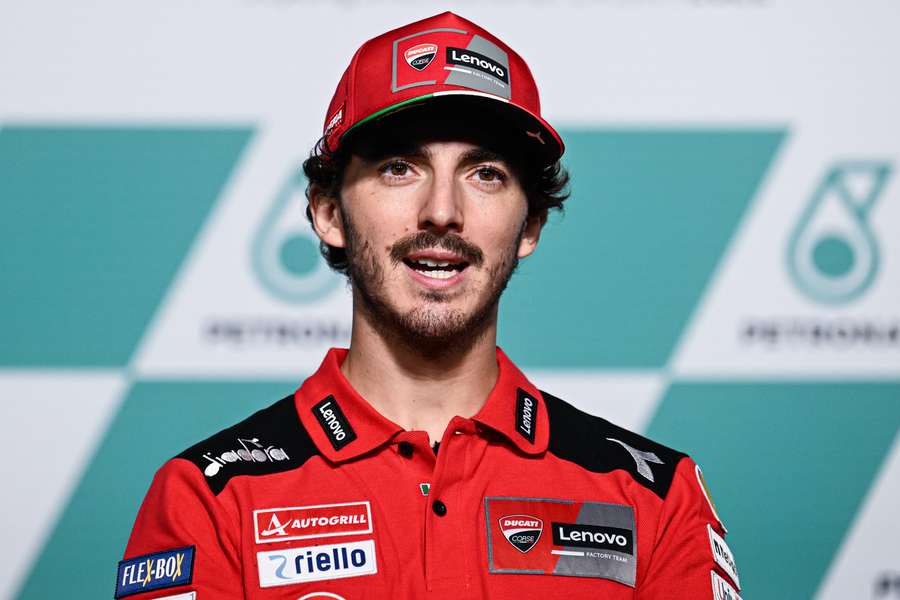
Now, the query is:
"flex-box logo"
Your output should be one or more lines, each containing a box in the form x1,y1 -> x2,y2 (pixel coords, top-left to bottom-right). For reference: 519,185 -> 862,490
499,514 -> 543,553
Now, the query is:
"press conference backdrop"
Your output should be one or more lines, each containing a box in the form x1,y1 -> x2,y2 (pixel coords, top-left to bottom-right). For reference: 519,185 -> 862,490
1,1 -> 898,598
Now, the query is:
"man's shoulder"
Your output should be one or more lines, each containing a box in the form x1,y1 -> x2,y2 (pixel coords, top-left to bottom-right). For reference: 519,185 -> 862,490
174,393 -> 320,495
540,389 -> 688,500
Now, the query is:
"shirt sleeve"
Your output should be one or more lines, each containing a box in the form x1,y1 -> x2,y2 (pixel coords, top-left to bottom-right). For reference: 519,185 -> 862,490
117,458 -> 244,598
636,457 -> 741,599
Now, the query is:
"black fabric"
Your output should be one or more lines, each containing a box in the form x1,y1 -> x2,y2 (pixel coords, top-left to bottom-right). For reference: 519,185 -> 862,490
541,390 -> 687,500
177,395 -> 319,496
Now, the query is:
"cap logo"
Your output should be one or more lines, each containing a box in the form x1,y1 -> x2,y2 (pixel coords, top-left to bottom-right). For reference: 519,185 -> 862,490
446,47 -> 508,84
404,43 -> 437,71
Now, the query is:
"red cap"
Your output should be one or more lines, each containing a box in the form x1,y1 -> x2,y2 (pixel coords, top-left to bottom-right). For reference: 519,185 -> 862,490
322,12 -> 564,165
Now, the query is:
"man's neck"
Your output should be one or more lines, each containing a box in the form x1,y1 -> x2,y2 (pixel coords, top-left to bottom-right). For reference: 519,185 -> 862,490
340,309 -> 500,445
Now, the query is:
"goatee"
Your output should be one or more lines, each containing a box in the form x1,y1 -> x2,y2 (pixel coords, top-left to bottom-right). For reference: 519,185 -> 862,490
342,213 -> 522,358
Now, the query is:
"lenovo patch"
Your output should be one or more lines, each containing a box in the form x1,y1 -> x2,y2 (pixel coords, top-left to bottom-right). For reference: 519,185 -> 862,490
115,546 -> 194,598
404,43 -> 437,70
485,497 -> 636,587
446,46 -> 509,83
313,396 -> 357,451
515,389 -> 537,444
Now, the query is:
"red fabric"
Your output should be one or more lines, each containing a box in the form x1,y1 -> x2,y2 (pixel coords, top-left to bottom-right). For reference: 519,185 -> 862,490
122,348 -> 736,598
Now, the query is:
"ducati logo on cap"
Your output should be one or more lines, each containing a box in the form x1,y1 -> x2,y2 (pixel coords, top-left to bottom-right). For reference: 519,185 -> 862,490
404,43 -> 437,71
499,514 -> 543,553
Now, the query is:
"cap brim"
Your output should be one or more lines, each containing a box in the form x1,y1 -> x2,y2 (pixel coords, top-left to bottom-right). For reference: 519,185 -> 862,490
341,92 -> 564,167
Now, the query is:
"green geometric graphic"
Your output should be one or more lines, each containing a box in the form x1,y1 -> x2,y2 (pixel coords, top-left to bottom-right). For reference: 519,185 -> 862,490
786,162 -> 891,305
15,380 -> 297,600
0,126 -> 253,366
251,167 -> 343,304
500,128 -> 785,368
646,381 -> 900,600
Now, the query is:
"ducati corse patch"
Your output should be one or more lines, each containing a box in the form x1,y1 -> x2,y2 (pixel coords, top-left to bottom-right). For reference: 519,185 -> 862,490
485,497 -> 636,587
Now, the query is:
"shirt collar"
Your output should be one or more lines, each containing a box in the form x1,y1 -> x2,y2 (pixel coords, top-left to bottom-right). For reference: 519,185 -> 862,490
294,347 -> 549,463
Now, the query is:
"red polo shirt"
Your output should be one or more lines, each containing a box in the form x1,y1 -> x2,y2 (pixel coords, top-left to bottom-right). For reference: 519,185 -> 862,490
119,347 -> 741,599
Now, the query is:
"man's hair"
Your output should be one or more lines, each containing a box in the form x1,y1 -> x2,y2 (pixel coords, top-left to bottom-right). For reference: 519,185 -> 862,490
302,112 -> 570,276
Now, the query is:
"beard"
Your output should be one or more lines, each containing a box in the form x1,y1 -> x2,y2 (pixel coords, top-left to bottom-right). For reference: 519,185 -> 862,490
342,212 -> 523,357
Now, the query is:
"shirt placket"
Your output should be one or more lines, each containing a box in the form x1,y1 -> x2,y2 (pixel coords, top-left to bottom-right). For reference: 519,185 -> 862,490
424,416 -> 481,596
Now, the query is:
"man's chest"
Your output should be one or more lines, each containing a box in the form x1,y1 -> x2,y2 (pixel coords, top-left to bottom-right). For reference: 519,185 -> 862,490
227,442 -> 655,599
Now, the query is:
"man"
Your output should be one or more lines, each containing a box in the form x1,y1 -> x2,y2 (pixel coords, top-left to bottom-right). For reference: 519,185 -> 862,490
117,11 -> 740,600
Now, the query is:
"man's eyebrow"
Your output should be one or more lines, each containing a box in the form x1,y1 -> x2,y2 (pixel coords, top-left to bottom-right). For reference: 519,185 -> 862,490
459,148 -> 507,166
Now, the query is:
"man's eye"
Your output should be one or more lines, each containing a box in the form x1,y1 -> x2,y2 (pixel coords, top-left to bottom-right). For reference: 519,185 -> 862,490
381,161 -> 410,177
475,167 -> 505,182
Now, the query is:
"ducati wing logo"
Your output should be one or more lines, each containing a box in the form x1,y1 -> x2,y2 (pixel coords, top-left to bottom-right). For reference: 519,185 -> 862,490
499,514 -> 543,553
404,43 -> 437,71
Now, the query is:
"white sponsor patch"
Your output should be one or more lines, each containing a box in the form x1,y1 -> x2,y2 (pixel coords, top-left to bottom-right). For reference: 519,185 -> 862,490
711,570 -> 743,600
156,593 -> 196,600
708,524 -> 741,590
256,540 -> 376,587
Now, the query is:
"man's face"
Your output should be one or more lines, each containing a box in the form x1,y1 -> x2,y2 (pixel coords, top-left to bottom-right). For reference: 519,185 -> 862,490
313,133 -> 542,350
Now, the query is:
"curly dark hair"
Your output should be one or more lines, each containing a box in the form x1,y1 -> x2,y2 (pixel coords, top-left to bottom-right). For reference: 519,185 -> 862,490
302,104 -> 570,275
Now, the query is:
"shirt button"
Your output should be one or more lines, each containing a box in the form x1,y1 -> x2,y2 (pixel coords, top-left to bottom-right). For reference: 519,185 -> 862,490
398,441 -> 414,458
432,500 -> 447,517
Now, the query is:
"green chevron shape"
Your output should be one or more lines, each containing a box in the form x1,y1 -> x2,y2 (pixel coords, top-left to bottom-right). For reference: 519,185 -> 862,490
0,126 -> 252,366
645,381 -> 900,599
499,128 -> 785,368
14,380 -> 299,600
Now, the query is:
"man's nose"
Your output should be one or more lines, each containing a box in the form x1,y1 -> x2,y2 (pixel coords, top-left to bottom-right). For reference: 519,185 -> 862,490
417,172 -> 464,233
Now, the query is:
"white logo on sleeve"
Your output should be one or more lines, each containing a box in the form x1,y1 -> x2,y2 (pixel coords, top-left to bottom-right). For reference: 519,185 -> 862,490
606,438 -> 664,482
711,570 -> 742,600
708,525 -> 740,590
257,540 -> 376,587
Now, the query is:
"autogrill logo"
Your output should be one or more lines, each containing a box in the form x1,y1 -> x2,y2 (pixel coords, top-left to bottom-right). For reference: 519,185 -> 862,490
202,437 -> 290,478
446,47 -> 509,83
254,501 -> 372,544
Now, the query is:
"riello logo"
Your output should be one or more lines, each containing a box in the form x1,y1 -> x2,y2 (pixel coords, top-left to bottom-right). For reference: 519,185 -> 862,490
499,514 -> 543,553
202,437 -> 290,477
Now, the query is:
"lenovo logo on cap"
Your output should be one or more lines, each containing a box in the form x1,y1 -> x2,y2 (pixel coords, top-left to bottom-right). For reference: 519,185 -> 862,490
404,43 -> 437,71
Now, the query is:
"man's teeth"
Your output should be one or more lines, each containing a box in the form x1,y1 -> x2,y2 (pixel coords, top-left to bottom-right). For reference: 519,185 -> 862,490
415,268 -> 456,280
418,259 -> 451,268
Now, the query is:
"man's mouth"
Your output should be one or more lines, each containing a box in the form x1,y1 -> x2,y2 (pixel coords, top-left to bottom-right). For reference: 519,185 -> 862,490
403,253 -> 470,280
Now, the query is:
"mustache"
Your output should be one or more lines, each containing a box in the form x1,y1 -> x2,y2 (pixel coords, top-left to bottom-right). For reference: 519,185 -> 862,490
389,231 -> 485,267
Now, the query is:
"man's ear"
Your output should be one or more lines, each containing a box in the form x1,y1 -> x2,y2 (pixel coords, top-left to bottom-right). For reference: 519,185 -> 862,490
517,211 -> 546,259
308,185 -> 346,249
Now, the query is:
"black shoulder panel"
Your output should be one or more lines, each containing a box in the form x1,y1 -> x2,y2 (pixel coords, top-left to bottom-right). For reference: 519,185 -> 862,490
177,394 -> 319,495
542,390 -> 687,500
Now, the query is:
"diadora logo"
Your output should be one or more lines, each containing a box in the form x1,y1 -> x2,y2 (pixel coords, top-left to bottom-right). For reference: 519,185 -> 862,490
552,522 -> 634,555
787,161 -> 892,305
202,437 -> 290,478
499,514 -> 543,553
256,540 -> 377,587
446,47 -> 509,83
115,546 -> 194,598
253,501 -> 373,544
404,43 -> 437,71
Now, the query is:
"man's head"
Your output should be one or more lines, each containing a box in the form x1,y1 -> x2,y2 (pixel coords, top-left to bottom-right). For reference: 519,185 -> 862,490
304,13 -> 569,352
